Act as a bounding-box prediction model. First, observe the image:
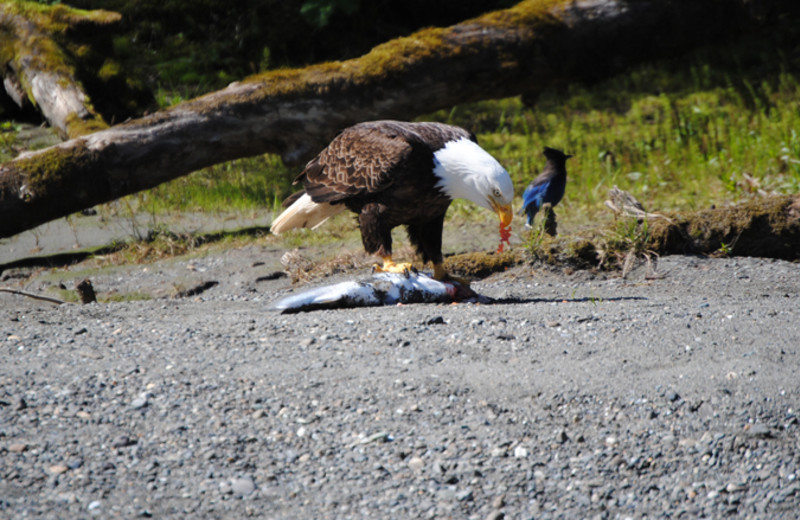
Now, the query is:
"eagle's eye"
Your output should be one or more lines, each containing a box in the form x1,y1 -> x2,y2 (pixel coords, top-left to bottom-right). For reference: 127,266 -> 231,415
492,188 -> 502,198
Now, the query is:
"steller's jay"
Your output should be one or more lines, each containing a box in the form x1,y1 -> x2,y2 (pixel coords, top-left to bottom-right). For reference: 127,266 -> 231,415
519,147 -> 572,227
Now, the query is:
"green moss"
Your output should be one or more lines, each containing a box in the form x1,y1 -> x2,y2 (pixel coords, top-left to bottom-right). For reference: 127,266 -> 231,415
444,249 -> 526,278
1,1 -> 124,134
225,0 -> 570,109
479,0 -> 569,31
98,59 -> 121,81
17,141 -> 96,201
63,112 -> 108,138
356,27 -> 449,79
101,291 -> 153,302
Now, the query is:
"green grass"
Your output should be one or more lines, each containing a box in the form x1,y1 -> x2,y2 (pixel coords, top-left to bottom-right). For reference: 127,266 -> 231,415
121,66 -> 800,243
123,154 -> 296,216
434,70 -> 800,233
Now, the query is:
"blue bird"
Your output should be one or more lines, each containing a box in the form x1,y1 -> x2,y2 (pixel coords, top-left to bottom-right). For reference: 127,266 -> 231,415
519,147 -> 572,227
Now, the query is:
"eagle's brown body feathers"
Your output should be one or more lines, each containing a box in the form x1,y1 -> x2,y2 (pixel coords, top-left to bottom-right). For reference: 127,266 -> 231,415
275,121 -> 474,265
271,120 -> 513,280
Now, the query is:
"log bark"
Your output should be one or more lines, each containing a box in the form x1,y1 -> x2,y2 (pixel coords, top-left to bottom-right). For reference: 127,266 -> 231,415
0,0 -> 790,238
0,2 -> 117,137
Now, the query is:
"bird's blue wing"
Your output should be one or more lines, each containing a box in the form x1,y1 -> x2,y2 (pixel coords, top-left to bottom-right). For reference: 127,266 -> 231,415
520,180 -> 550,223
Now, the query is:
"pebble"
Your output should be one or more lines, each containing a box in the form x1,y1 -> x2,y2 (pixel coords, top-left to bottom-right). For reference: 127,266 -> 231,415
2,255 -> 799,518
456,488 -> 473,502
131,392 -> 150,409
111,435 -> 136,448
408,456 -> 425,472
231,477 -> 256,496
747,423 -> 773,438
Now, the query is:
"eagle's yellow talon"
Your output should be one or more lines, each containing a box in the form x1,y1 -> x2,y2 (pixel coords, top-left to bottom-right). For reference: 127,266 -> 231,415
375,256 -> 414,276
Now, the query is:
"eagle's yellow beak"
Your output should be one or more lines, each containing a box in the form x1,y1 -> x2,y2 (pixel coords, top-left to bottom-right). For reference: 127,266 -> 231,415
491,200 -> 513,227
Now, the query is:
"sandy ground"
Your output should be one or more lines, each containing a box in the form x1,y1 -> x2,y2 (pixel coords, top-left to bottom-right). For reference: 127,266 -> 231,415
1,214 -> 799,518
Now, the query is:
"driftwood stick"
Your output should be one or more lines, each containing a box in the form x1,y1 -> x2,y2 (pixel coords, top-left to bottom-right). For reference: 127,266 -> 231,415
0,286 -> 66,304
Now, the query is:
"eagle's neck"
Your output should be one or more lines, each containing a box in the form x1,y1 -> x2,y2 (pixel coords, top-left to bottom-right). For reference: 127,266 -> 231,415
432,138 -> 501,211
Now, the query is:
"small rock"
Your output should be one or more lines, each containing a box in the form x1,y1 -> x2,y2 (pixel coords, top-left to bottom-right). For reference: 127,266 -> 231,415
746,423 -> 773,438
456,488 -> 474,502
492,495 -> 506,509
48,464 -> 69,475
8,443 -> 28,453
14,397 -> 27,411
513,446 -> 528,458
408,456 -> 424,472
485,511 -> 505,520
231,477 -> 256,496
87,500 -> 101,511
726,482 -> 747,493
111,435 -> 137,448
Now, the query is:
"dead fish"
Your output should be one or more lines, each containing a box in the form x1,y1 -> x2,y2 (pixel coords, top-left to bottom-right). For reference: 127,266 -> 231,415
270,272 -> 489,313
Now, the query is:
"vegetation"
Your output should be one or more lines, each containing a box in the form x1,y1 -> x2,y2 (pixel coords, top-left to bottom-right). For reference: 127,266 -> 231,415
125,46 -> 800,233
3,1 -> 799,272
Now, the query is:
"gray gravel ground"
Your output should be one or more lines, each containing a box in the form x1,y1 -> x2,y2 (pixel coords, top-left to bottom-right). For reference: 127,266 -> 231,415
2,246 -> 799,519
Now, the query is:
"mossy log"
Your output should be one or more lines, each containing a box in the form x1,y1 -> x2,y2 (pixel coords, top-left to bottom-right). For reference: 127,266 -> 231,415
0,1 -> 118,138
0,0 -> 783,239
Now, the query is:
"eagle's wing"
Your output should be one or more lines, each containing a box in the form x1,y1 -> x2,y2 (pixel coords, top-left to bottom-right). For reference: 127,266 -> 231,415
296,123 -> 411,204
295,121 -> 472,204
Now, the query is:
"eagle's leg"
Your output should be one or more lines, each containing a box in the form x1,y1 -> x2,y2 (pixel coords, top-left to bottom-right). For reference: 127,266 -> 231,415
359,204 -> 414,275
431,262 -> 471,286
406,216 -> 467,284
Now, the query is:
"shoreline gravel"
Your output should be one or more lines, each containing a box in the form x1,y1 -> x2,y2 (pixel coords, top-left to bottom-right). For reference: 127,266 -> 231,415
2,250 -> 799,518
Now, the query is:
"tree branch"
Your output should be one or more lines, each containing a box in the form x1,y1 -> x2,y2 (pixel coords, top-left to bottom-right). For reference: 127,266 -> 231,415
0,2 -> 118,137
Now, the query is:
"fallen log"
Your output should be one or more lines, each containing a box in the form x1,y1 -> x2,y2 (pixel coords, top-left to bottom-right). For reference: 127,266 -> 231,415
0,2 -> 117,137
0,0 -> 789,239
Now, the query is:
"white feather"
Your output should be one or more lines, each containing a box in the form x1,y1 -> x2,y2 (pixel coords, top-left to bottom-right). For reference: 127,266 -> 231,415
270,193 -> 345,234
432,138 -> 514,210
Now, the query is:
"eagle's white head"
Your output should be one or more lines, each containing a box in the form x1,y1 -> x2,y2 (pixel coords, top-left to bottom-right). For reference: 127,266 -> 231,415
432,138 -> 514,227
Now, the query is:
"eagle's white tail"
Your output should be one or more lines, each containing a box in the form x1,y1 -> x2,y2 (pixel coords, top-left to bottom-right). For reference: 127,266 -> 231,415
270,193 -> 345,234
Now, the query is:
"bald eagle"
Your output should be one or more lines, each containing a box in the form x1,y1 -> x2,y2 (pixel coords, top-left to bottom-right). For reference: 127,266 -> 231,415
270,120 -> 513,281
